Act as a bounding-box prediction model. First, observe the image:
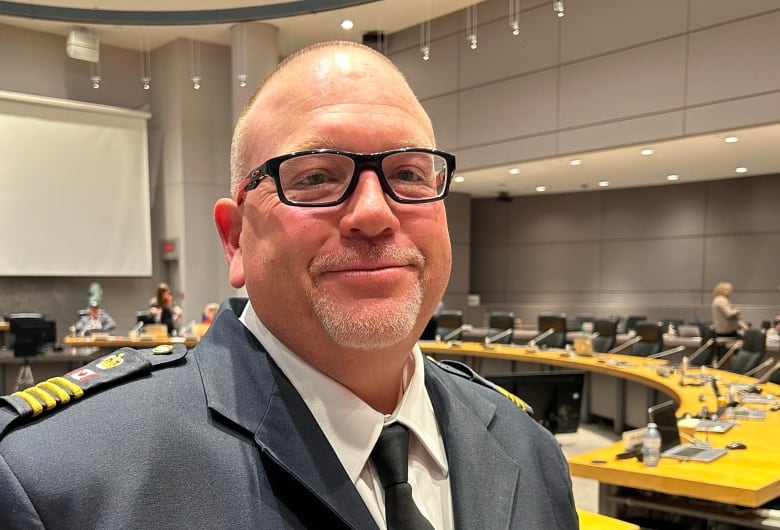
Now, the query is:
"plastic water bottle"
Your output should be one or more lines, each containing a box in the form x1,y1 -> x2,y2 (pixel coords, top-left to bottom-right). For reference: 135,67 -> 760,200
643,422 -> 662,467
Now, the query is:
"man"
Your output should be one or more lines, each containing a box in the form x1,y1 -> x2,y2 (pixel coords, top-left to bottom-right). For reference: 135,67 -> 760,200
73,299 -> 116,336
0,41 -> 577,529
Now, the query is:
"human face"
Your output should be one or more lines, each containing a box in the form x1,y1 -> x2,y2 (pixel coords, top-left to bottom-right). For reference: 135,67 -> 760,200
217,47 -> 451,355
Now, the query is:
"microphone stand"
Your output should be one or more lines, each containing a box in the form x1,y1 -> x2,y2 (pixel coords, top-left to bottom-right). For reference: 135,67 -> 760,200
712,340 -> 743,370
687,338 -> 715,365
607,335 -> 642,354
437,325 -> 468,343
483,328 -> 513,349
526,328 -> 554,352
647,345 -> 686,359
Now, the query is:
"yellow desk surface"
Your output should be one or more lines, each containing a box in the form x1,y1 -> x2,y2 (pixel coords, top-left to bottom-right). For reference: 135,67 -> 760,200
578,509 -> 638,530
419,340 -> 780,508
63,335 -> 199,349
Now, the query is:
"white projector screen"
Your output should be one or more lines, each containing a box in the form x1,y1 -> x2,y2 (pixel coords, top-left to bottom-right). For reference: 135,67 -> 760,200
0,91 -> 152,276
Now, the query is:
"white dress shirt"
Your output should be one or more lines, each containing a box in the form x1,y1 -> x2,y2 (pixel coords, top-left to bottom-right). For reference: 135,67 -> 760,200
240,302 -> 453,529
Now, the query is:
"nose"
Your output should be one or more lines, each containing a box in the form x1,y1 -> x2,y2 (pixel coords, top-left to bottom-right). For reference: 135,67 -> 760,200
339,169 -> 400,238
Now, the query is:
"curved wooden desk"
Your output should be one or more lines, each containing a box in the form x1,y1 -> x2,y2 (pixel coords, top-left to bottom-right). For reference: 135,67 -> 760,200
420,340 -> 780,525
63,335 -> 199,349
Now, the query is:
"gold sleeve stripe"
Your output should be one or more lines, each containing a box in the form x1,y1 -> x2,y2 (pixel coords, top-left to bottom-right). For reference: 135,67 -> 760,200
49,377 -> 85,398
11,390 -> 44,416
25,387 -> 57,410
37,381 -> 71,404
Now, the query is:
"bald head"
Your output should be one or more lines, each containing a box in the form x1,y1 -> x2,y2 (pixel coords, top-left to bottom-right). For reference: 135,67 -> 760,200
229,41 -> 433,197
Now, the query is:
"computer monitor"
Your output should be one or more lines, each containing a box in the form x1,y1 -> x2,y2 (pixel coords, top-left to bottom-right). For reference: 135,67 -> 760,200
485,370 -> 585,435
9,313 -> 56,357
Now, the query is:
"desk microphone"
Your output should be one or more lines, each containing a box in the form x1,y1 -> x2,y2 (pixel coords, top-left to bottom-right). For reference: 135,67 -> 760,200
607,335 -> 642,354
526,328 -> 554,351
687,338 -> 715,365
742,360 -> 780,393
436,324 -> 469,342
647,345 -> 686,359
128,321 -> 144,335
484,328 -> 513,348
712,340 -> 743,369
743,357 -> 776,379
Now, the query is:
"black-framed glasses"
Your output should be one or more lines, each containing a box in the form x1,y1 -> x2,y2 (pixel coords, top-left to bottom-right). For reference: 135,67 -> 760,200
240,148 -> 456,207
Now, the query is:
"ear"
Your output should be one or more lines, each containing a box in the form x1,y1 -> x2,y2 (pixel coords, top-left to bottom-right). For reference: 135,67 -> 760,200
214,198 -> 245,288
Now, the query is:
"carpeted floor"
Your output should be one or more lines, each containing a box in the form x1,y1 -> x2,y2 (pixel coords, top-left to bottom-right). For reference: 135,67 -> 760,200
557,422 -> 621,513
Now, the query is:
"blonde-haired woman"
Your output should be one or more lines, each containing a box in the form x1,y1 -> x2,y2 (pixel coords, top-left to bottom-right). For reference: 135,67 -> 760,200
711,281 -> 746,337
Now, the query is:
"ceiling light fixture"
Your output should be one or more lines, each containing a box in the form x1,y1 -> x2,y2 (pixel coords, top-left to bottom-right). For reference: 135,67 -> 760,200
235,24 -> 248,87
724,136 -> 739,143
509,0 -> 521,36
466,3 -> 478,50
341,19 -> 354,30
509,168 -> 520,175
569,159 -> 582,166
453,175 -> 465,183
598,181 -> 609,187
420,20 -> 431,61
735,167 -> 748,173
536,185 -> 546,192
666,174 -> 679,181
553,0 -> 565,18
640,148 -> 654,156
139,40 -> 151,90
190,39 -> 202,90
89,61 -> 101,89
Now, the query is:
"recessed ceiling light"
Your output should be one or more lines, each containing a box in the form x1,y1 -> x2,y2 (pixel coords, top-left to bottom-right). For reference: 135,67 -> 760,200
340,19 -> 354,30
666,174 -> 680,181
508,167 -> 520,175
569,159 -> 582,166
724,136 -> 739,143
735,167 -> 748,174
640,148 -> 654,156
598,180 -> 609,187
453,175 -> 465,183
535,185 -> 546,192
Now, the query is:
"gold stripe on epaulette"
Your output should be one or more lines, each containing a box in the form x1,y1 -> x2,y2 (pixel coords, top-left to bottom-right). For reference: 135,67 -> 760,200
25,387 -> 57,410
494,385 -> 531,412
37,381 -> 72,404
49,377 -> 85,398
11,390 -> 44,416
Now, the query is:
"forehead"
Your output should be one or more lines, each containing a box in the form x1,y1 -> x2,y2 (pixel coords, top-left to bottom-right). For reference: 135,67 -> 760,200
241,49 -> 434,161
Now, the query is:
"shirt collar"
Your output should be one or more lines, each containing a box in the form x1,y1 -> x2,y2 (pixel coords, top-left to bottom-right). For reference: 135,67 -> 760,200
239,301 -> 448,483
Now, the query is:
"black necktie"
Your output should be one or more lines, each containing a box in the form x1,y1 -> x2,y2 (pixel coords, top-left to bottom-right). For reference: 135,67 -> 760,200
371,423 -> 435,530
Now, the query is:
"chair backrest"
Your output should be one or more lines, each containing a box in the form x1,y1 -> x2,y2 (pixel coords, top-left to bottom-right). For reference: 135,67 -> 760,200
624,315 -> 647,333
436,310 -> 463,340
741,328 -> 767,356
591,318 -> 618,353
486,311 -> 515,344
537,313 -> 567,348
570,314 -> 595,332
690,325 -> 717,366
630,322 -> 664,356
730,349 -> 765,374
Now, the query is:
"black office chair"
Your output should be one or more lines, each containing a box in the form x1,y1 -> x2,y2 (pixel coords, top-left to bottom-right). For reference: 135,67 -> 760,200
569,314 -> 595,332
729,328 -> 767,374
485,311 -> 515,345
690,325 -> 718,367
536,313 -> 567,349
591,318 -> 618,353
420,315 -> 438,340
436,310 -> 464,341
624,315 -> 647,334
629,322 -> 664,357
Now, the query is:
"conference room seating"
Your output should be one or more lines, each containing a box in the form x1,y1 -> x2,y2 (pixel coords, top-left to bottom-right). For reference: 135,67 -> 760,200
569,313 -> 595,332
729,328 -> 767,374
591,318 -> 618,353
436,310 -> 464,341
485,311 -> 515,344
690,325 -> 718,366
623,315 -> 647,334
536,313 -> 567,349
628,322 -> 664,356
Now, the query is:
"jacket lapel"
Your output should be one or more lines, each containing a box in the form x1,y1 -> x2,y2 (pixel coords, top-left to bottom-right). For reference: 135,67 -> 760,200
195,299 -> 378,530
425,365 -> 520,530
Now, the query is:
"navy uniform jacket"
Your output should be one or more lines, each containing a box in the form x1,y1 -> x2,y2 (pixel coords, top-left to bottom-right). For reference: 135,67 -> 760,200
0,298 -> 578,529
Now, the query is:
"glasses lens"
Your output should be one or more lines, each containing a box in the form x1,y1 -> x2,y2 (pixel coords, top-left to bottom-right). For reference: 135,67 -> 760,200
278,153 -> 354,204
382,151 -> 448,201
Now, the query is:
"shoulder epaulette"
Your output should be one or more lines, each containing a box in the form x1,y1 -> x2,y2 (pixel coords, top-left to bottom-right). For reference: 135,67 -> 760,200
427,357 -> 534,416
0,344 -> 187,439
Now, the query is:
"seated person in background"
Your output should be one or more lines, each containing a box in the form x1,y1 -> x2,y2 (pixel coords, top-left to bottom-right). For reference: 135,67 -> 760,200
202,302 -> 219,324
148,282 -> 182,335
74,300 -> 116,336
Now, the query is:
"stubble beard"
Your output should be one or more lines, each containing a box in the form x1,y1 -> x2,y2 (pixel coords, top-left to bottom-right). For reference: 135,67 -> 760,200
309,245 -> 426,351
